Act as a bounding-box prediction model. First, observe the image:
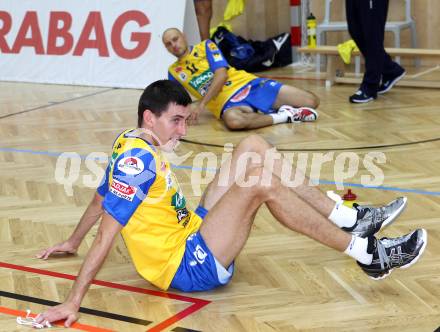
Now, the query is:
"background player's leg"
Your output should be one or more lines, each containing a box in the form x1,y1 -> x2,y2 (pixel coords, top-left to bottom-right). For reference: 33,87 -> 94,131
194,0 -> 212,40
221,107 -> 274,130
272,85 -> 320,109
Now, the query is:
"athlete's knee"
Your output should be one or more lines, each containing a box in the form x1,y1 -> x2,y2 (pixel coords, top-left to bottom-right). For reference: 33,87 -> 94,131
305,91 -> 320,108
242,165 -> 277,200
223,113 -> 247,130
238,134 -> 272,156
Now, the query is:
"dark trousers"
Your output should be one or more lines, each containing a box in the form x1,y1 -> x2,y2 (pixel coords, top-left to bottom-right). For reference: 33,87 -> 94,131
345,0 -> 404,95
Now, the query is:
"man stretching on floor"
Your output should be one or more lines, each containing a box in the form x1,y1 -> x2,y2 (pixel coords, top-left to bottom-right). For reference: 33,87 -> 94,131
36,80 -> 426,327
163,28 -> 319,130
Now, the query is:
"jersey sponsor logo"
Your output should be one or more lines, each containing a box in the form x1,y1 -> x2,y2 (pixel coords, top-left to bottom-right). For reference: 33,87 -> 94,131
172,192 -> 186,209
177,208 -> 189,224
109,142 -> 122,168
230,85 -> 251,102
172,192 -> 190,226
199,85 -> 209,96
213,53 -> 223,62
117,156 -> 144,175
189,70 -> 214,95
179,72 -> 188,81
175,66 -> 183,73
110,179 -> 137,201
193,244 -> 207,264
207,42 -> 218,51
165,171 -> 173,190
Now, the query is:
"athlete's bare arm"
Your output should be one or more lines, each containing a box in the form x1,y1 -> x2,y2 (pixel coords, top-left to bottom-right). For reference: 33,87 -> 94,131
190,67 -> 228,124
35,213 -> 123,327
36,193 -> 104,259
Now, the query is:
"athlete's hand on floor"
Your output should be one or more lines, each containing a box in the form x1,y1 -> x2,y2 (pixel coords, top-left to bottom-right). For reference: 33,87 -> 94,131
36,240 -> 78,259
36,302 -> 79,328
188,103 -> 204,125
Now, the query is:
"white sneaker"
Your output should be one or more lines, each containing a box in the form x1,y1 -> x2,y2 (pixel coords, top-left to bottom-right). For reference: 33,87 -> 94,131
278,105 -> 318,123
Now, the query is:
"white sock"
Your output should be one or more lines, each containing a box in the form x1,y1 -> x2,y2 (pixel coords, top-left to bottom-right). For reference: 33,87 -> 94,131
269,112 -> 288,124
344,235 -> 373,265
328,201 -> 358,228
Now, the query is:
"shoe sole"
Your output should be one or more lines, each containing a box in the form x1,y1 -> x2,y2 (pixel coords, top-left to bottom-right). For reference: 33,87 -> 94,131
378,71 -> 406,95
301,107 -> 318,122
349,97 -> 375,104
400,228 -> 428,270
380,196 -> 408,230
369,228 -> 428,280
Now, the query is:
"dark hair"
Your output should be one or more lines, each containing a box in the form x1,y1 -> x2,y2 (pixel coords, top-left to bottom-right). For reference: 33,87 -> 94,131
137,80 -> 192,127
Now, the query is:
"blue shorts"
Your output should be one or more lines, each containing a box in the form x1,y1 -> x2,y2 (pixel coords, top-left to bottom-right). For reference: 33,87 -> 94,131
170,206 -> 234,292
221,78 -> 282,116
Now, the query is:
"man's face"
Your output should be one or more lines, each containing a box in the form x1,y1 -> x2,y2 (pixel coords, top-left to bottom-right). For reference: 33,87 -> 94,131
149,103 -> 190,152
162,29 -> 188,58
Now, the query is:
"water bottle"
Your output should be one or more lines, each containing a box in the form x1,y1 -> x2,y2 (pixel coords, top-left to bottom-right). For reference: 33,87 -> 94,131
307,13 -> 317,48
342,189 -> 357,208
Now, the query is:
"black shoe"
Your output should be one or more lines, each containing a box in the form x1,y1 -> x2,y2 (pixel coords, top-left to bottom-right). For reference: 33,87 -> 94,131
344,197 -> 407,238
349,90 -> 377,104
378,70 -> 406,95
358,229 -> 427,280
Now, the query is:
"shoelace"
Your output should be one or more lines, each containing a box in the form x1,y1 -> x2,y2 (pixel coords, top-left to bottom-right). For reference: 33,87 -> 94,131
356,205 -> 385,225
375,239 -> 391,270
16,309 -> 52,329
370,209 -> 385,235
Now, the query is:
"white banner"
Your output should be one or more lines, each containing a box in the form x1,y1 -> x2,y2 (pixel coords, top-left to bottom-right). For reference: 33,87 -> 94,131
0,0 -> 199,88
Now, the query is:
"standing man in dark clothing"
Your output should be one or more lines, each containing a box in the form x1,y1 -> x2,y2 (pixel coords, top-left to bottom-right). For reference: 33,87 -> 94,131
346,0 -> 406,103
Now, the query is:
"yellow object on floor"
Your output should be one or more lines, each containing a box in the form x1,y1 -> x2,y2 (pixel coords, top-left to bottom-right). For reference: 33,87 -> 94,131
224,0 -> 246,21
210,0 -> 245,35
337,39 -> 359,64
342,200 -> 357,208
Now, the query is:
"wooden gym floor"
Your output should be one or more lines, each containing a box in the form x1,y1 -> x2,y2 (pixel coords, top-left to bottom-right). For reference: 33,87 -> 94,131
0,65 -> 440,331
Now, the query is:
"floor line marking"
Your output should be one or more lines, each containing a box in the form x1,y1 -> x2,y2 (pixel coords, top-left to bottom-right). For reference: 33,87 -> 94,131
0,305 -> 113,332
0,290 -> 152,326
0,88 -> 116,120
0,262 -> 210,332
0,147 -> 438,196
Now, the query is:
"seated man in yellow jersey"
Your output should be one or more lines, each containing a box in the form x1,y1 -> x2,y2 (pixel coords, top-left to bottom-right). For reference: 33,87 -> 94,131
163,28 -> 319,130
35,80 -> 426,328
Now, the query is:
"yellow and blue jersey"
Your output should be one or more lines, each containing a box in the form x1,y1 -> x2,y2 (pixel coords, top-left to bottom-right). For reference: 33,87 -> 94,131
168,39 -> 256,118
97,129 -> 203,290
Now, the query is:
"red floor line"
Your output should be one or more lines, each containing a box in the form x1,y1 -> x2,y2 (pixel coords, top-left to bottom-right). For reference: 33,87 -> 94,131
0,261 -> 209,303
0,261 -> 211,331
146,301 -> 209,332
0,305 -> 114,332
